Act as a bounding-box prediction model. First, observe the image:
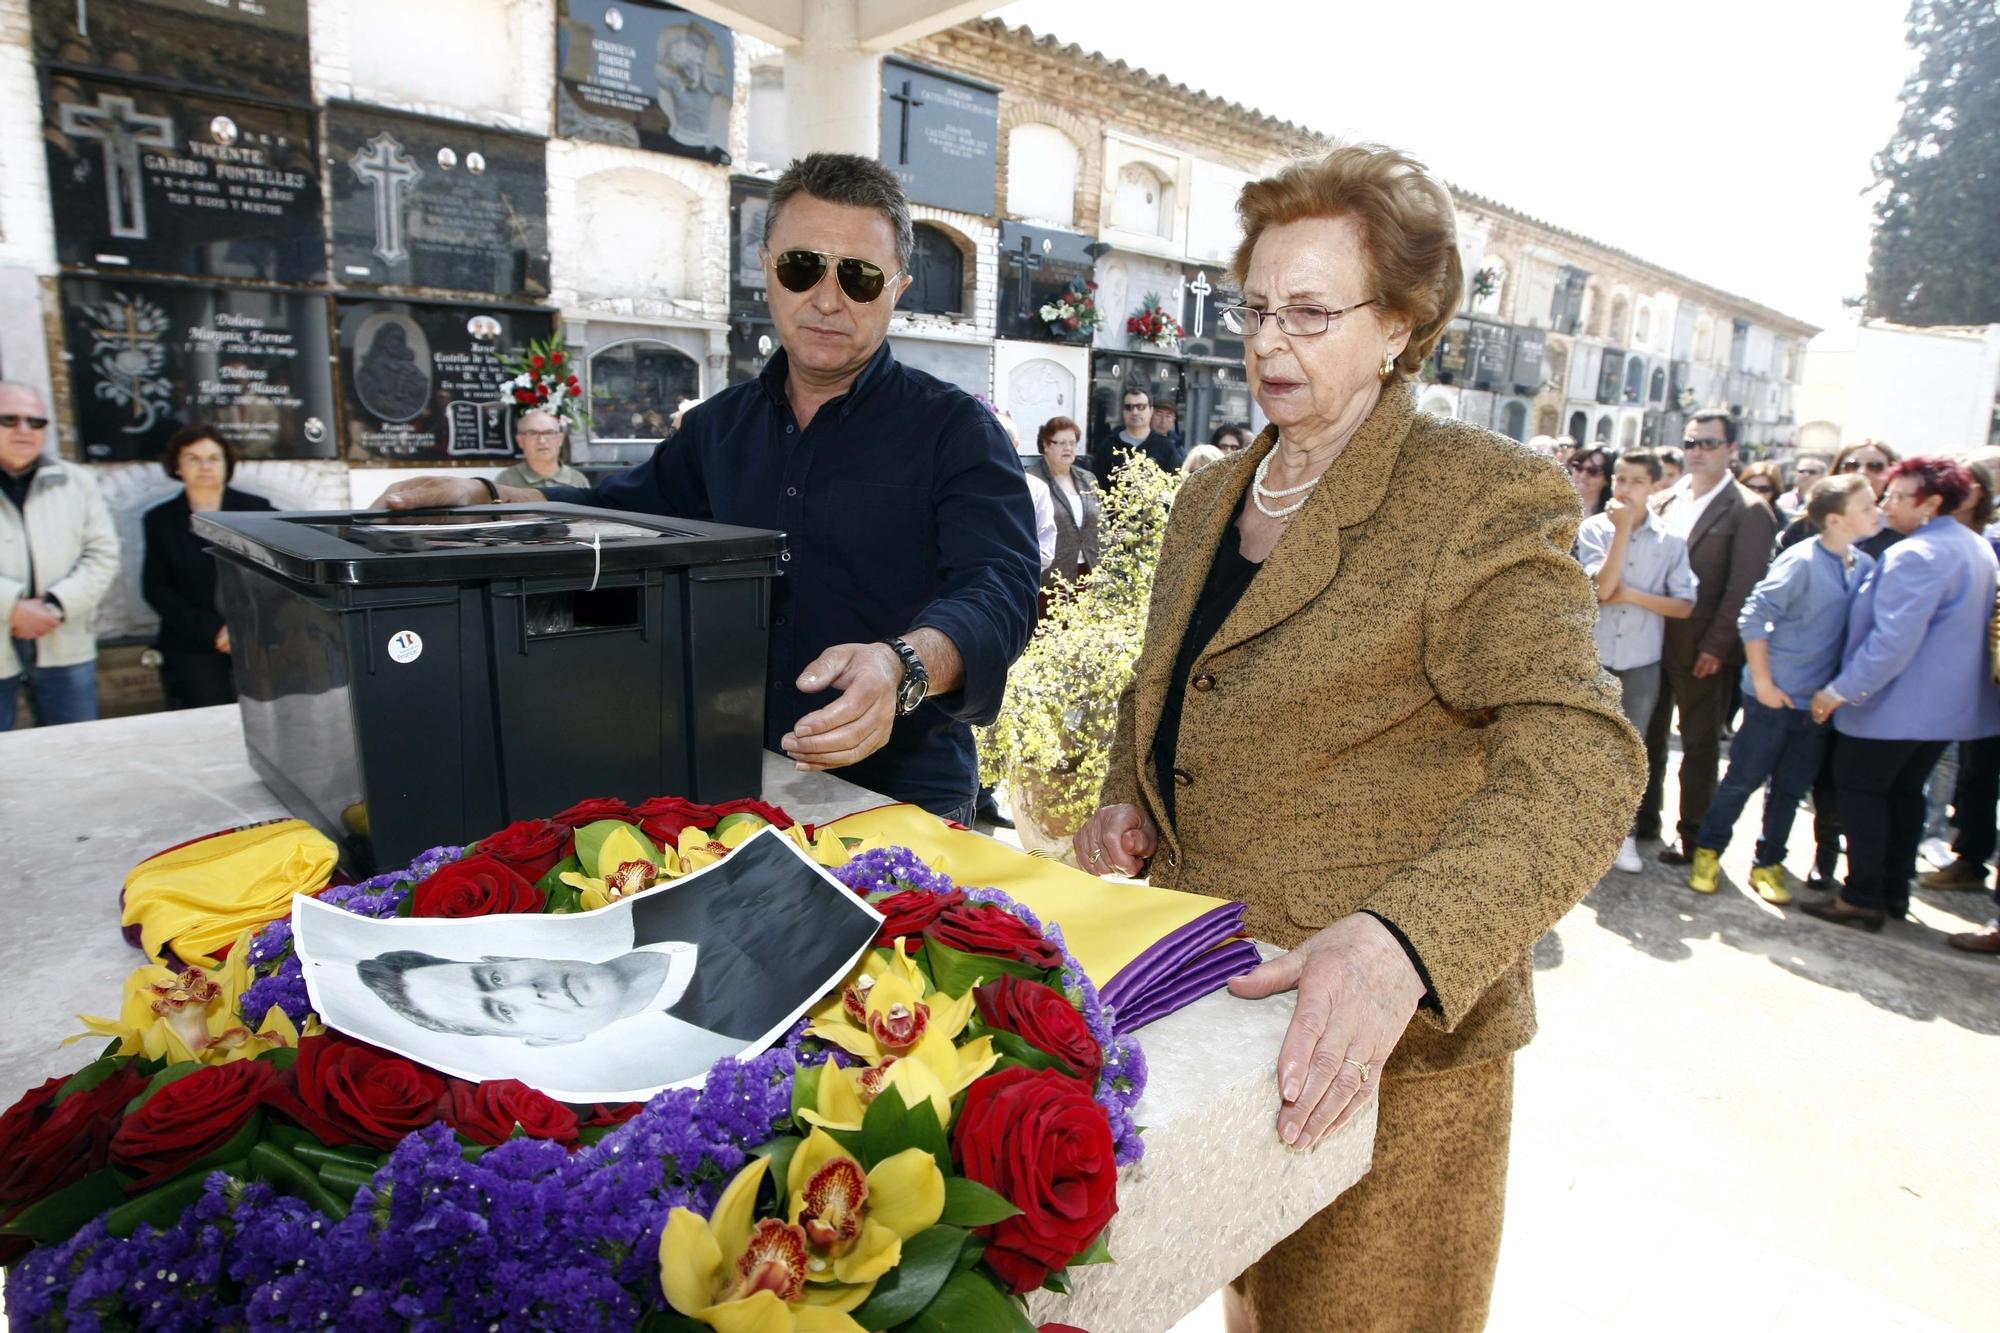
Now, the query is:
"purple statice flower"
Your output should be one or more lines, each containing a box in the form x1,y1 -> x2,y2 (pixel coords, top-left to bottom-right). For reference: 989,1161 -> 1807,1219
832,844 -> 955,897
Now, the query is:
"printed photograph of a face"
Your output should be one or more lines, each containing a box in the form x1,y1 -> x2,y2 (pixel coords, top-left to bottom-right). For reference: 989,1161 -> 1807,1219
293,827 -> 883,1103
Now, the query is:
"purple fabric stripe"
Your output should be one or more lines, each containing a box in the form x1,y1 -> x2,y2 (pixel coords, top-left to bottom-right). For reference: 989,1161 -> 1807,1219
1114,938 -> 1263,1031
1100,900 -> 1248,1011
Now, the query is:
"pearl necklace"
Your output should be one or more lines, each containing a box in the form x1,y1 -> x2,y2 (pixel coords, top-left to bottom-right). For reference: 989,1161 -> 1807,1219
1252,449 -> 1321,520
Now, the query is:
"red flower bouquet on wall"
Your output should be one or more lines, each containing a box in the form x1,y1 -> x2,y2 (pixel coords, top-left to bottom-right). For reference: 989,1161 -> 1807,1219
1125,292 -> 1184,352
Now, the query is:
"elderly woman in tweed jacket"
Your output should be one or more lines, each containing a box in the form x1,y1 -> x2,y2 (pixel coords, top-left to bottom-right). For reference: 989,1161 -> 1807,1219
1075,145 -> 1645,1331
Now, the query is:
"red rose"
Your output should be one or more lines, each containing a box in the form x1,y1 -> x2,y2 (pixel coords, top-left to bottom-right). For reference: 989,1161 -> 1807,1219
953,1066 -> 1117,1293
265,1036 -> 448,1149
873,887 -> 966,946
579,1101 -> 644,1127
0,1063 -> 149,1218
551,351 -> 565,366
708,797 -> 793,830
531,354 -> 546,370
513,388 -> 533,404
552,796 -> 637,829
926,902 -> 1064,970
633,795 -> 716,843
476,818 -> 572,881
410,853 -> 544,918
974,975 -> 1103,1088
566,374 -> 580,387
109,1060 -> 276,1189
447,1079 -> 578,1147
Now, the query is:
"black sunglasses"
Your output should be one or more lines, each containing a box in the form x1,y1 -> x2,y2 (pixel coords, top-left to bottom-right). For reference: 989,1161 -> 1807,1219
769,248 -> 903,303
0,414 -> 50,430
1566,461 -> 1604,476
1842,459 -> 1889,473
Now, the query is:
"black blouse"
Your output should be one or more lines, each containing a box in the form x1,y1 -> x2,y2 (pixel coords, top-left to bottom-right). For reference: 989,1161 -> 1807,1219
1153,507 -> 1263,829
141,487 -> 274,653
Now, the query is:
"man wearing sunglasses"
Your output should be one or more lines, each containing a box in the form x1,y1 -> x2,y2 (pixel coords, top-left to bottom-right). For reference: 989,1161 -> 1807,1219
376,156 -> 1038,822
0,382 -> 122,730
1637,408 -> 1777,863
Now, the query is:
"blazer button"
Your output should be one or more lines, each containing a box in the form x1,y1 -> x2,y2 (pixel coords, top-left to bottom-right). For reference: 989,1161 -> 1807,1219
1192,672 -> 1215,691
1172,767 -> 1193,788
1165,851 -> 1179,870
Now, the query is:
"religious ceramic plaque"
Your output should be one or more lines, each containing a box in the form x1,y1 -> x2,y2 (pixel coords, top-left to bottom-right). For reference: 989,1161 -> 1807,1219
557,0 -> 733,163
44,73 -> 323,282
29,0 -> 311,106
58,275 -> 336,462
327,106 -> 550,298
335,298 -> 554,461
994,221 -> 1096,344
878,58 -> 998,217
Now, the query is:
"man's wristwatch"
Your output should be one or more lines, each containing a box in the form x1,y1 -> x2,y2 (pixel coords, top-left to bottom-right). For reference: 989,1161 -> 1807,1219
883,637 -> 929,716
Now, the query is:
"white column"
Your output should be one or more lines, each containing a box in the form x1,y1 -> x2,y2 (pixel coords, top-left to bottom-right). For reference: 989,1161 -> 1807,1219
783,1 -> 880,159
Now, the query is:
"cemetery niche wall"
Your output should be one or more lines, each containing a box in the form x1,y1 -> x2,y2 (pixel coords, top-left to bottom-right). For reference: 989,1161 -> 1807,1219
30,0 -> 312,107
557,0 -> 733,164
58,276 -> 336,462
336,298 -> 555,462
879,58 -> 999,218
328,106 -> 551,299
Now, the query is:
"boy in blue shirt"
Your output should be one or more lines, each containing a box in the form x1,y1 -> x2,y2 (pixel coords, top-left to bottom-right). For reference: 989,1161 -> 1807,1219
1689,474 -> 1882,901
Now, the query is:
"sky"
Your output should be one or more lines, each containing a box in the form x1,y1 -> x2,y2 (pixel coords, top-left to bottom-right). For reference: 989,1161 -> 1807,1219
990,0 -> 1916,338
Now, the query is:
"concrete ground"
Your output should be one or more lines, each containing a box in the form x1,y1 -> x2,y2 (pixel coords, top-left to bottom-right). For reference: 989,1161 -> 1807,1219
1116,748 -> 2000,1333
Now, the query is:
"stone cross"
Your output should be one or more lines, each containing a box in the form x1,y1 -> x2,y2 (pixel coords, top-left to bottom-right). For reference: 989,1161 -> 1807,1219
1004,234 -> 1043,319
1187,270 -> 1213,338
349,132 -> 423,264
59,93 -> 175,240
887,80 -> 926,166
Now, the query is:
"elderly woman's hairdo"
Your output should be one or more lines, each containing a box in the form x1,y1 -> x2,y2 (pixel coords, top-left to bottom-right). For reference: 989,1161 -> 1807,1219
1230,144 -> 1464,379
766,152 -> 915,273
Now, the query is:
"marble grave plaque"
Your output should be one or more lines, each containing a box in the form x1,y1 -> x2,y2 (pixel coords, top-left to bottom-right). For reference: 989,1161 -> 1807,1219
328,107 -> 550,298
994,221 -> 1095,343
59,276 -> 336,462
45,73 -> 323,281
556,0 -> 733,164
30,0 -> 311,105
879,58 -> 998,217
336,298 -> 554,461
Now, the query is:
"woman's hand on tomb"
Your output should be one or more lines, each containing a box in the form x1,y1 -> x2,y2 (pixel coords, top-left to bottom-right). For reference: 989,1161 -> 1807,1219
1228,912 -> 1426,1149
1074,804 -> 1159,877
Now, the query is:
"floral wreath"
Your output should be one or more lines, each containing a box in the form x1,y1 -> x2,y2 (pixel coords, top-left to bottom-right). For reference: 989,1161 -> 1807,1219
1125,293 -> 1184,353
502,332 -> 588,430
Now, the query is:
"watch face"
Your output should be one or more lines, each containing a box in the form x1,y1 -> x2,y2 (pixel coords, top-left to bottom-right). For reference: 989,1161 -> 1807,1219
899,675 -> 926,713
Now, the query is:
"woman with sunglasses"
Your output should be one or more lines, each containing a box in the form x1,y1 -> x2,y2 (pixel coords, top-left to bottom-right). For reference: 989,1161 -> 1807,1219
1777,441 -> 1901,560
1565,445 -> 1613,515
1737,461 -> 1784,515
1071,144 -> 1642,1331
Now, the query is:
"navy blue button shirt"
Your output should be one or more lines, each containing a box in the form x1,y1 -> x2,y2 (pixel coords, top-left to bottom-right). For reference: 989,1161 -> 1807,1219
546,343 -> 1039,813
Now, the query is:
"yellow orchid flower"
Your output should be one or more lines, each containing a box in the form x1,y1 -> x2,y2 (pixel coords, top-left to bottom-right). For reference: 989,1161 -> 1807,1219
806,944 -> 996,1096
73,927 -> 312,1064
785,1129 -> 944,1287
785,824 -> 886,869
561,824 -> 666,910
659,1156 -> 870,1332
673,818 -> 761,877
796,1055 -> 955,1133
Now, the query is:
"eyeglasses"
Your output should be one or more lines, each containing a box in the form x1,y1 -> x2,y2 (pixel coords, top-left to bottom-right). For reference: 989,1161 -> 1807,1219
1795,465 -> 1827,476
1682,437 -> 1730,452
0,414 -> 50,430
1219,299 -> 1378,337
768,248 -> 904,303
1122,403 -> 1150,413
1566,461 -> 1604,477
518,430 -> 565,439
1841,459 -> 1889,473
1883,488 -> 1922,504
1745,483 -> 1776,496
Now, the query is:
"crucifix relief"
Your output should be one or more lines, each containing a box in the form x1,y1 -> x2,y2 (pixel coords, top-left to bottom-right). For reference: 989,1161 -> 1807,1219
1187,270 -> 1213,339
887,80 -> 925,166
1004,235 -> 1043,319
59,93 -> 175,240
349,132 -> 423,264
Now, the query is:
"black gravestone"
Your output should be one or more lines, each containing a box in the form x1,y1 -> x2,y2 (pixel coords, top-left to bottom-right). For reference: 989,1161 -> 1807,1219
30,0 -> 311,106
335,298 -> 554,461
1510,328 -> 1548,393
327,106 -> 550,298
557,0 -> 733,164
1180,265 -> 1244,364
45,73 -> 323,282
879,58 -> 998,217
994,221 -> 1097,343
59,275 -> 335,462
1468,321 -> 1514,391
729,174 -> 770,313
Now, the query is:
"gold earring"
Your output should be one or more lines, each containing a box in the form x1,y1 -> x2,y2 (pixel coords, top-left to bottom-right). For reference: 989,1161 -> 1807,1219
1379,353 -> 1396,380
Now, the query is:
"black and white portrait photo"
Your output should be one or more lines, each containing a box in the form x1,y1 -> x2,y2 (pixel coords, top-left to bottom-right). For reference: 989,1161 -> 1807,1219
293,827 -> 883,1102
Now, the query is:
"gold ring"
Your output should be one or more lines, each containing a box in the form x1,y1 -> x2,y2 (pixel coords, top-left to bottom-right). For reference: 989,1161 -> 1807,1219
1343,1058 -> 1370,1083
1089,847 -> 1103,864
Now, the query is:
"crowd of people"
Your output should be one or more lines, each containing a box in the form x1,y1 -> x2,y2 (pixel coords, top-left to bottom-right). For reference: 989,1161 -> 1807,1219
1555,419 -> 2000,955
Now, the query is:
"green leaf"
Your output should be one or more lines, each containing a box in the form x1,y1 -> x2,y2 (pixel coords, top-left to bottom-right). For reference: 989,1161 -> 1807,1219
544,881 -> 584,914
750,1135 -> 802,1197
921,936 -> 1052,996
902,1091 -> 952,1179
1040,1269 -> 1071,1295
49,1055 -> 134,1106
0,1168 -> 131,1244
536,853 -> 582,893
633,1310 -> 707,1333
1068,1228 -> 1114,1266
574,819 -> 661,876
258,1045 -> 301,1072
905,1268 -> 1038,1333
105,1166 -> 231,1240
247,1142 -> 348,1221
985,1031 -> 1078,1080
791,1061 -> 824,1120
125,1061 -> 208,1115
858,1082 -> 910,1170
852,1223 -> 970,1330
394,889 -> 416,918
938,1177 -> 1021,1228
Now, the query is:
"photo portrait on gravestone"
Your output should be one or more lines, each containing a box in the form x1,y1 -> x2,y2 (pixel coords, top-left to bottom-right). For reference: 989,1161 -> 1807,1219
293,828 -> 883,1104
351,313 -> 432,424
556,0 -> 735,164
336,299 -> 553,461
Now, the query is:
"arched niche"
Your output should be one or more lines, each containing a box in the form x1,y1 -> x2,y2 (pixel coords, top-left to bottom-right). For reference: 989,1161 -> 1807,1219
1500,399 -> 1528,441
587,338 -> 701,444
904,222 -> 971,317
1006,123 -> 1081,227
574,167 -> 699,304
1113,161 -> 1174,240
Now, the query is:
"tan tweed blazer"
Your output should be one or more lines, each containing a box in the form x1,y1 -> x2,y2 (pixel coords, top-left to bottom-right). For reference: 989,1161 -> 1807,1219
1100,384 -> 1645,1075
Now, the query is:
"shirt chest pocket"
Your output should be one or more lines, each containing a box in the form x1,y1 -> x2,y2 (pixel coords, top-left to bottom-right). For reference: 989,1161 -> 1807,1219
807,480 -> 934,598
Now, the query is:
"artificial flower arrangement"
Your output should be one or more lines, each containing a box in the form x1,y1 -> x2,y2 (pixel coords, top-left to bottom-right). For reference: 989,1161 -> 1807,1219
0,796 -> 1144,1331
502,330 -> 589,428
1125,293 -> 1184,353
1038,279 -> 1103,339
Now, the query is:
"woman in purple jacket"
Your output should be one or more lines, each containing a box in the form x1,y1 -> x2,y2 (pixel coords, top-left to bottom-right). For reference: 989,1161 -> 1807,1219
1805,457 -> 2000,930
